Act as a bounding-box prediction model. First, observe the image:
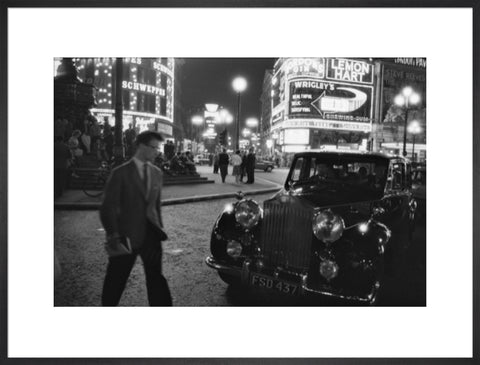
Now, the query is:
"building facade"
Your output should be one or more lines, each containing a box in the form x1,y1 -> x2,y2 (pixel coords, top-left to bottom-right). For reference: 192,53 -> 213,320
270,58 -> 374,153
259,69 -> 273,154
264,57 -> 426,161
71,57 -> 175,138
375,58 -> 426,161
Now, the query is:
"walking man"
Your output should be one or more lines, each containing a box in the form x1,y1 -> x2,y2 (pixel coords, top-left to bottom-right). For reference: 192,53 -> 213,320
100,131 -> 172,306
245,147 -> 256,184
213,151 -> 220,174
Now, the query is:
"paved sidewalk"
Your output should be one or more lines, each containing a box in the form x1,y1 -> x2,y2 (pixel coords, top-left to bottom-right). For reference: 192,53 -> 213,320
55,165 -> 283,210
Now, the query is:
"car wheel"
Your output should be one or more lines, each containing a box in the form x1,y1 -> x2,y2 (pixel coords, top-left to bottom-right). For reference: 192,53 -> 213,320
218,272 -> 241,286
265,166 -> 273,172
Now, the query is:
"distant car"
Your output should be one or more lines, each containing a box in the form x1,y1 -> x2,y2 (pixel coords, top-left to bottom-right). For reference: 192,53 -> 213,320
194,155 -> 210,165
206,151 -> 418,305
255,160 -> 275,172
411,162 -> 426,222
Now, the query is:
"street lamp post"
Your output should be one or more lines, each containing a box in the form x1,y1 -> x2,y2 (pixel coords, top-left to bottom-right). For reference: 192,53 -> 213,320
407,120 -> 422,162
218,108 -> 233,148
191,115 -> 204,142
394,86 -> 420,157
232,77 -> 247,151
113,57 -> 125,166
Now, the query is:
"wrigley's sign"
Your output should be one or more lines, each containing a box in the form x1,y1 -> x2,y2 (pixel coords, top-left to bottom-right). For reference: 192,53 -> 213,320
122,81 -> 165,96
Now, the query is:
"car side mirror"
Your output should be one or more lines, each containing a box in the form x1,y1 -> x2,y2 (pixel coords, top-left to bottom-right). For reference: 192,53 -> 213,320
286,180 -> 294,191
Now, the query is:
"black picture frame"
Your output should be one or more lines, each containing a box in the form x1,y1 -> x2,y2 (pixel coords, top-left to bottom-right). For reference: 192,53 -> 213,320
1,1 -> 478,364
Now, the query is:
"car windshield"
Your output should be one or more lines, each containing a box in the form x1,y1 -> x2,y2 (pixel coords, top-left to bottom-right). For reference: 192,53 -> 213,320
287,154 -> 390,199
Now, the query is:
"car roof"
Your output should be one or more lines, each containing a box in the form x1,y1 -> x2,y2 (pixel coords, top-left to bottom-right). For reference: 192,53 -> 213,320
294,149 -> 407,161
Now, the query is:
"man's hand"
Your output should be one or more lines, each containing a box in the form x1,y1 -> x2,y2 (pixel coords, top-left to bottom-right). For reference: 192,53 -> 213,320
104,233 -> 132,257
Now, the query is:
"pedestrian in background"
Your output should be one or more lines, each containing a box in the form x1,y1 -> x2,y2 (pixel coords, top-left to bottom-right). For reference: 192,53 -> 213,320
124,123 -> 137,158
246,147 -> 256,184
231,150 -> 242,184
63,118 -> 73,142
218,148 -> 229,183
54,117 -> 66,141
68,129 -> 83,168
164,140 -> 175,161
240,150 -> 247,182
103,126 -> 114,162
89,117 -> 101,154
80,129 -> 91,155
96,130 -> 109,162
213,151 -> 219,174
100,130 -> 172,306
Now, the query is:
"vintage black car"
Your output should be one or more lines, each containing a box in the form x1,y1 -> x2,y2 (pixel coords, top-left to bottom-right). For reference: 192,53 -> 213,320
206,151 -> 417,305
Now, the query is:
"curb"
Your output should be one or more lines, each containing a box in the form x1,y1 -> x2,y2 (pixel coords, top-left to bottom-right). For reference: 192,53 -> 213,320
54,186 -> 282,210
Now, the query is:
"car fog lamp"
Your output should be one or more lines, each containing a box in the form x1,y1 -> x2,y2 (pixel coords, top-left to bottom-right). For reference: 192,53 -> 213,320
235,200 -> 262,229
226,240 -> 242,259
313,210 -> 345,243
319,260 -> 339,281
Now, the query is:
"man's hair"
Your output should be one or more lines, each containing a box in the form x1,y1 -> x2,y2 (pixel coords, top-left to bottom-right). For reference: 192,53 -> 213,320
135,131 -> 164,146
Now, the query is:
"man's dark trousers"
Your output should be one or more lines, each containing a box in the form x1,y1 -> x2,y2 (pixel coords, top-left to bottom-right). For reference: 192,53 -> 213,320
219,164 -> 228,182
246,167 -> 255,183
102,223 -> 172,306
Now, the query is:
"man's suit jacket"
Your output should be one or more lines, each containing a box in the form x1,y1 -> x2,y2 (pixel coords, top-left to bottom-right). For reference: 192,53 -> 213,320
100,160 -> 166,249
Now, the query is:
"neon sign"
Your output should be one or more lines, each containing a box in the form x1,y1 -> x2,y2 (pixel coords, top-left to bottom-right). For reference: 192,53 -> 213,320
284,58 -> 325,78
289,78 -> 373,123
153,61 -> 174,77
327,59 -> 373,84
122,81 -> 165,96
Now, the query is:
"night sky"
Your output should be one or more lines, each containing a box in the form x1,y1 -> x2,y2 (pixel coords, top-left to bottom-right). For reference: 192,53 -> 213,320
180,58 -> 276,133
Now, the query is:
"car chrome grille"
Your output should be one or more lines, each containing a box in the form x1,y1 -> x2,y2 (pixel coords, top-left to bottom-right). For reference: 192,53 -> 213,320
260,199 -> 313,271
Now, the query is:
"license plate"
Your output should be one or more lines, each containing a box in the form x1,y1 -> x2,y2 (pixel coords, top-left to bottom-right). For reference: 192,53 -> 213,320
250,273 -> 299,295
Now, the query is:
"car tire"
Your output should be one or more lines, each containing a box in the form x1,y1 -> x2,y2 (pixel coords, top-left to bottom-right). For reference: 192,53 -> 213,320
265,166 -> 273,172
218,272 -> 241,286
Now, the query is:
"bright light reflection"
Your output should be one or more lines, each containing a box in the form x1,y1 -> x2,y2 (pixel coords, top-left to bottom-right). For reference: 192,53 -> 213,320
232,77 -> 247,93
224,203 -> 234,213
246,118 -> 259,128
359,223 -> 369,234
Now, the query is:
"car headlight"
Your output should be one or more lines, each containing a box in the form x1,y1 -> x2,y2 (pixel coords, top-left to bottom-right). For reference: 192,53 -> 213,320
235,199 -> 262,229
313,209 -> 345,243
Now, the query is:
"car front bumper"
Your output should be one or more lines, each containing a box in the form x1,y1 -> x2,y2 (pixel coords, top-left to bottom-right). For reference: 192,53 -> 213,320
206,255 -> 380,305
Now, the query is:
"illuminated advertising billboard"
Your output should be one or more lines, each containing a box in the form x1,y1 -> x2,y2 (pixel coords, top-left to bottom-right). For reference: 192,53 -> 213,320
326,58 -> 373,85
288,79 -> 373,123
79,57 -> 174,129
273,58 -> 374,128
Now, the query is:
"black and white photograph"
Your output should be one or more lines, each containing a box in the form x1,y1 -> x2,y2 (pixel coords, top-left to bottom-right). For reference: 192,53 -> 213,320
53,57 -> 427,307
3,4 -> 477,362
